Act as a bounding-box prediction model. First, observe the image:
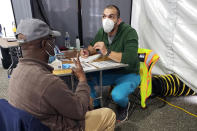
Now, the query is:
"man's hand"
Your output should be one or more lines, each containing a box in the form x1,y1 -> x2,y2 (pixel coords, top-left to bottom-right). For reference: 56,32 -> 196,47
80,49 -> 89,58
93,42 -> 107,56
89,97 -> 94,110
72,53 -> 87,82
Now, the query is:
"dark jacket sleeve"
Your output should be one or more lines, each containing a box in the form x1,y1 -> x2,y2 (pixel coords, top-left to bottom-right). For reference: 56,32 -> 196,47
43,77 -> 90,120
121,29 -> 139,72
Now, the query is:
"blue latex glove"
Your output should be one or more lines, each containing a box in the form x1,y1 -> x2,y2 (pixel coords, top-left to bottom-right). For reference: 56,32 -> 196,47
62,64 -> 71,69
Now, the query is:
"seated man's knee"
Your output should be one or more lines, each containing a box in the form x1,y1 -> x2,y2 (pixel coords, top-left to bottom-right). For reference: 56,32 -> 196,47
102,108 -> 116,122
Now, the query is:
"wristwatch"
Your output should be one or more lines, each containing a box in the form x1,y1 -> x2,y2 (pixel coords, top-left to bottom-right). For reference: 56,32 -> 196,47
105,49 -> 111,56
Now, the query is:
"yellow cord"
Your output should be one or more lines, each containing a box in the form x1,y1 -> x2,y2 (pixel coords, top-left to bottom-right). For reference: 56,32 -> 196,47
157,97 -> 197,118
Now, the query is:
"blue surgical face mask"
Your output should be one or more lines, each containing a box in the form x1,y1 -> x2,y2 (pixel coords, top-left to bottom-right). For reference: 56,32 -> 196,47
48,55 -> 56,63
48,45 -> 63,63
45,42 -> 56,63
49,45 -> 63,63
54,45 -> 61,54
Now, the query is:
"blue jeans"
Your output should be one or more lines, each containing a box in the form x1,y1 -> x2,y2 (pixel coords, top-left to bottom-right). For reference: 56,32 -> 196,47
87,70 -> 141,108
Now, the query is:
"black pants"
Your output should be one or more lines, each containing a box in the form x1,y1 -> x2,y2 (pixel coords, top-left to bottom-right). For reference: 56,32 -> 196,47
1,48 -> 11,69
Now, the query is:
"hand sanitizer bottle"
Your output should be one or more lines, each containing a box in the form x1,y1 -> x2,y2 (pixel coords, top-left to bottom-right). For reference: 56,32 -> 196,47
76,36 -> 80,51
65,32 -> 70,49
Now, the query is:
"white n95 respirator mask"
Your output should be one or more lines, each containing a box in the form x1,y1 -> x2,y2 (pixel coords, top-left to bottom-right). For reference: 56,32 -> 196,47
102,18 -> 115,33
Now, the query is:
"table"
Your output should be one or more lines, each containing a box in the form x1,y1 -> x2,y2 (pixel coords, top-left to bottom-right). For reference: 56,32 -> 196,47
53,56 -> 128,107
0,38 -> 21,76
0,38 -> 19,48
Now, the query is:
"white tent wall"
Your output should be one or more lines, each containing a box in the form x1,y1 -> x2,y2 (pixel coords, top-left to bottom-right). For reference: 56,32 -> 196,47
11,0 -> 32,26
131,0 -> 197,92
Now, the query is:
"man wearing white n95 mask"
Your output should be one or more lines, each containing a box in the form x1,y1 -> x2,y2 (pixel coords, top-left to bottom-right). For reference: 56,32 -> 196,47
80,5 -> 140,122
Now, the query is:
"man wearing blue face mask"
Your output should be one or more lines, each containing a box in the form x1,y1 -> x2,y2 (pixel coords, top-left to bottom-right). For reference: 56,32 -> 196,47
80,5 -> 140,122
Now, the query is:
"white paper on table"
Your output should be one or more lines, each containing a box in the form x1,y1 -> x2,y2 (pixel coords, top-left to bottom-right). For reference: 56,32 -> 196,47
79,54 -> 101,63
91,60 -> 124,68
70,62 -> 97,71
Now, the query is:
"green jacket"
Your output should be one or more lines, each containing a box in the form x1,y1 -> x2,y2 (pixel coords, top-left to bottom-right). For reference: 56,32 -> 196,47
90,22 -> 140,74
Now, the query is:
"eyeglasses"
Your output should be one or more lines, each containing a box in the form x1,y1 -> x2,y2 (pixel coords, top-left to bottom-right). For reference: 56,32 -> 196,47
102,14 -> 117,19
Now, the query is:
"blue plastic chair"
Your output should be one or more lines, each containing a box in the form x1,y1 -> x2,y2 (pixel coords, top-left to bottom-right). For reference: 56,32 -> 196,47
0,99 -> 50,131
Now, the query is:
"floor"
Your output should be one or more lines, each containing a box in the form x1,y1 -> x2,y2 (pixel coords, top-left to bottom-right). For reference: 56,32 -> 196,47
0,62 -> 197,131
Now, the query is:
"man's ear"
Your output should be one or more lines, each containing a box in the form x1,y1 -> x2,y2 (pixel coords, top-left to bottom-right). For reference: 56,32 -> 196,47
117,18 -> 122,25
41,40 -> 47,49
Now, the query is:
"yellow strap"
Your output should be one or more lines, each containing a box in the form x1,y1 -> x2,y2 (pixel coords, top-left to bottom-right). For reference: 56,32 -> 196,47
138,48 -> 152,54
